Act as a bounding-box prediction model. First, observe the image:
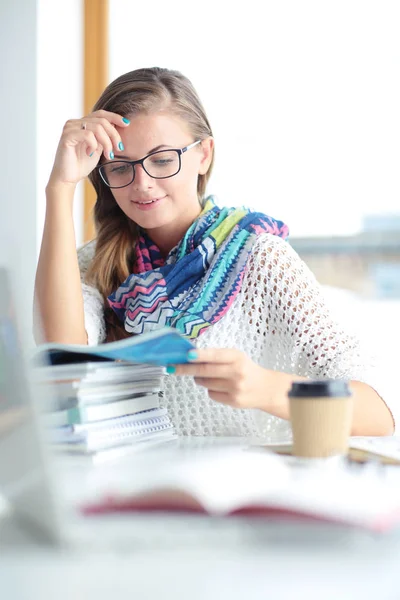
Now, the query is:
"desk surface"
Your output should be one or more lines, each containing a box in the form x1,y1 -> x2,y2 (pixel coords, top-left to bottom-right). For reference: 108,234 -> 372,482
2,436 -> 400,600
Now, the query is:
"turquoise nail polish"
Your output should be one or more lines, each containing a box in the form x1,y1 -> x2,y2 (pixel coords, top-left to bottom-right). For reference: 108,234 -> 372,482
109,151 -> 114,160
122,117 -> 130,124
166,365 -> 176,374
187,350 -> 198,361
118,142 -> 124,151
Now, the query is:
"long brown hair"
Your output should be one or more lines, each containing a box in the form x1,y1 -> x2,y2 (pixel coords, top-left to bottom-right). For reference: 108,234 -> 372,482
85,67 -> 214,341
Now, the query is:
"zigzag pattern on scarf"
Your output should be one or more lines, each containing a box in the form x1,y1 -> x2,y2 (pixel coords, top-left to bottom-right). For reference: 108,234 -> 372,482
108,196 -> 289,339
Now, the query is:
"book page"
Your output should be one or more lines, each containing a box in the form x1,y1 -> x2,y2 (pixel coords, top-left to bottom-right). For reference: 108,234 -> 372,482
82,447 -> 289,514
81,446 -> 400,531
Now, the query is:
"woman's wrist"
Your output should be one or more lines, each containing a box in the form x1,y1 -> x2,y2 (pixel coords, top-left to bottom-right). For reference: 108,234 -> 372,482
45,180 -> 77,211
46,178 -> 77,196
259,369 -> 307,419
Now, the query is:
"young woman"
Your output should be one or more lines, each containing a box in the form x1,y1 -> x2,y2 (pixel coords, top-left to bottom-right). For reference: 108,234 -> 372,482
35,67 -> 395,440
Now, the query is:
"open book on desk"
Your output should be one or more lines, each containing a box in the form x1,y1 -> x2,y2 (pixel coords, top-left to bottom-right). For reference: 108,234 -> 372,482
81,446 -> 400,532
34,327 -> 195,366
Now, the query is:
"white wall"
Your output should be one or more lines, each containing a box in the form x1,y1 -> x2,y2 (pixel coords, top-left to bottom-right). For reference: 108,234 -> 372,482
0,0 -> 38,344
37,0 -> 84,250
109,0 -> 400,238
0,0 -> 83,347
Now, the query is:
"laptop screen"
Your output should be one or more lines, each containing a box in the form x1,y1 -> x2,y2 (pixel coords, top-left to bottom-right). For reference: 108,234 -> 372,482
0,300 -> 30,439
0,267 -> 60,543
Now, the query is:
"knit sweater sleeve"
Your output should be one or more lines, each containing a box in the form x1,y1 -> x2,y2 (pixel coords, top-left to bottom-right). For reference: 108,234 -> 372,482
244,234 -> 397,429
77,241 -> 106,346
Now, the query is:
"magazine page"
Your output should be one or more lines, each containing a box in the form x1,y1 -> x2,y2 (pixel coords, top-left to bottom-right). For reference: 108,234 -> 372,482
34,327 -> 195,366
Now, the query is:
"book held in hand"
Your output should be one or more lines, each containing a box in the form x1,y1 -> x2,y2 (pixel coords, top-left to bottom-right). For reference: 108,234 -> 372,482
34,326 -> 195,367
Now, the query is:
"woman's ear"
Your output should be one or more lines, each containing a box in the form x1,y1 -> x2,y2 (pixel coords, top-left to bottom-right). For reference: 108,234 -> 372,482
198,137 -> 214,175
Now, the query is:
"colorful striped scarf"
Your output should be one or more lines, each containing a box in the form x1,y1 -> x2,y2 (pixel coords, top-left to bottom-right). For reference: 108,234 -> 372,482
108,196 -> 289,339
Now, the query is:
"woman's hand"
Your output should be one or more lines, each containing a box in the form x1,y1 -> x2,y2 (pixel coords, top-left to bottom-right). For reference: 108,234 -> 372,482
169,348 -> 279,411
47,110 -> 130,188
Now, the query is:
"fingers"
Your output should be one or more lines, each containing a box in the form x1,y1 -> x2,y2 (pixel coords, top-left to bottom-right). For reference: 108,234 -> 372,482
83,118 -> 124,160
91,110 -> 131,128
197,382 -> 247,408
83,120 -> 115,160
187,347 -> 241,365
169,347 -> 252,408
168,347 -> 265,411
172,348 -> 247,377
194,374 -> 252,409
64,111 -> 130,161
173,362 -> 234,378
194,374 -> 248,398
194,377 -> 230,391
74,129 -> 102,157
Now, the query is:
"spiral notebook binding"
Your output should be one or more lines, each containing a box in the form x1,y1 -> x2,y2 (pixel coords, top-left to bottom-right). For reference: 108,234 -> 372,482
84,413 -> 174,442
96,420 -> 174,443
89,415 -> 171,438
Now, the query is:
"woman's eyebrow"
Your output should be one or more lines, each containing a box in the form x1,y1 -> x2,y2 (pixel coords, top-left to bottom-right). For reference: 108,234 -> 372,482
115,144 -> 171,160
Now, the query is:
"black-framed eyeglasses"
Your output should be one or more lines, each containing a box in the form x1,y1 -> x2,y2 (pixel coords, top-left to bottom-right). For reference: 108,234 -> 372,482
98,140 -> 202,189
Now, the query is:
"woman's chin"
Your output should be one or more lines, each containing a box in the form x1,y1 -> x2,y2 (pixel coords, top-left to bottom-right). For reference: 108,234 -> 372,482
128,208 -> 174,231
122,197 -> 167,225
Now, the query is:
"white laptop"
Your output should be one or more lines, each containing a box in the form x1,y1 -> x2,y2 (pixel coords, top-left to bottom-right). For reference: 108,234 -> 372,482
0,267 -> 176,550
0,267 -> 64,546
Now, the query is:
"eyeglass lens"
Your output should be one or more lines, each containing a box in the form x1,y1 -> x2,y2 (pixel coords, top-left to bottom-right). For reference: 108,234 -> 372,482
100,150 -> 181,187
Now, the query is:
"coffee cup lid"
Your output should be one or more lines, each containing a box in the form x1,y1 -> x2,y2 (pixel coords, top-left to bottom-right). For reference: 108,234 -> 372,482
288,380 -> 351,398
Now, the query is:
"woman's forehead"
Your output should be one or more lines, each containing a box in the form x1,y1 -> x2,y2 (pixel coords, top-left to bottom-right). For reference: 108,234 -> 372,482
123,112 -> 190,136
119,112 -> 192,156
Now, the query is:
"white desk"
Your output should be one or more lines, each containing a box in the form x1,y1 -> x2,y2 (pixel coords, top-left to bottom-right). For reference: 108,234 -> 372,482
2,436 -> 400,600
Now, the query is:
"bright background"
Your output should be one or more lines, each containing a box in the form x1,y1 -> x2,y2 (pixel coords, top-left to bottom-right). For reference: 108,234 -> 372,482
1,0 -> 399,354
109,0 -> 400,238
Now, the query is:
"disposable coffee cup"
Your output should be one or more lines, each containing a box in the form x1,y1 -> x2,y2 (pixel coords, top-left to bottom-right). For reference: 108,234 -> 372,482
288,380 -> 353,459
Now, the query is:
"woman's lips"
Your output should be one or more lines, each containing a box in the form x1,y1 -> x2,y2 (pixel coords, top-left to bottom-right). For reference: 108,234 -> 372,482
131,196 -> 166,211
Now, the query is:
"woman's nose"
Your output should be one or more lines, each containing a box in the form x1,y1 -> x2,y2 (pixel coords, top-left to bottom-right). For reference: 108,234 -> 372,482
132,164 -> 153,189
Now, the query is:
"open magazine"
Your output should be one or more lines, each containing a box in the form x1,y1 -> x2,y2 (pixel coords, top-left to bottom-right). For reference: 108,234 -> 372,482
34,327 -> 195,366
81,446 -> 400,532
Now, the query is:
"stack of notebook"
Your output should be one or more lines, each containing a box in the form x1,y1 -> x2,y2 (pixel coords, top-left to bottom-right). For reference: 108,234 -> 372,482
33,361 -> 176,455
32,327 -> 194,455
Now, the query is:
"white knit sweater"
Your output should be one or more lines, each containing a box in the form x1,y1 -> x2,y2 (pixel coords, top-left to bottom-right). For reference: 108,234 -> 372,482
78,234 -> 396,441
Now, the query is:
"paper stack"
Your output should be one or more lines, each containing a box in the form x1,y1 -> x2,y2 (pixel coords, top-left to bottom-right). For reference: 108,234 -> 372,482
33,361 -> 176,455
32,327 -> 194,455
